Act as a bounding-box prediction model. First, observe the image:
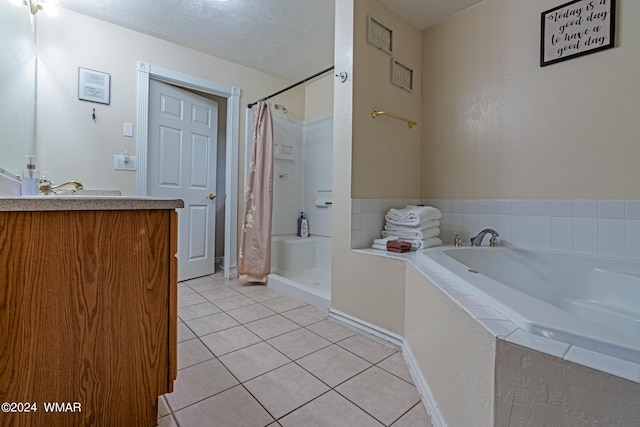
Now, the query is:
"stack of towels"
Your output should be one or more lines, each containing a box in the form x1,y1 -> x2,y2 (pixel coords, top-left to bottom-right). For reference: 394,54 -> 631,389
372,205 -> 442,251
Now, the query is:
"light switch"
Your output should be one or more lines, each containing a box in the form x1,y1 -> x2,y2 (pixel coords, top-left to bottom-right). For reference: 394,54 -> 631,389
123,122 -> 134,137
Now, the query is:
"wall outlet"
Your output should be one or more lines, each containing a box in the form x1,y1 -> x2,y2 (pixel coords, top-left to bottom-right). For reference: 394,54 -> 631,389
113,155 -> 137,171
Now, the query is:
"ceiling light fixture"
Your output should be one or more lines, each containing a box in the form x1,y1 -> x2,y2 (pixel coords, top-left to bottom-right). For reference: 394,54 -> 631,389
15,0 -> 59,16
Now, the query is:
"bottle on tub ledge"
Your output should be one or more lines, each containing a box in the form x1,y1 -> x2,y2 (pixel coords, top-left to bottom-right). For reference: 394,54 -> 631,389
297,212 -> 309,237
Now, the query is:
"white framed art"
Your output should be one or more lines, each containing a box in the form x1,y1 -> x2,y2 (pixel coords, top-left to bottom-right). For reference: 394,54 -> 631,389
78,67 -> 111,104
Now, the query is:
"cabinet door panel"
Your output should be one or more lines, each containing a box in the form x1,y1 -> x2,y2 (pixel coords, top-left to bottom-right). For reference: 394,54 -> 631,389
0,210 -> 172,427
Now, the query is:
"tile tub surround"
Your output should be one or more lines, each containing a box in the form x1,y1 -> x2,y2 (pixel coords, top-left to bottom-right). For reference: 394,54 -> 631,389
352,199 -> 640,262
159,272 -> 432,426
351,198 -> 423,249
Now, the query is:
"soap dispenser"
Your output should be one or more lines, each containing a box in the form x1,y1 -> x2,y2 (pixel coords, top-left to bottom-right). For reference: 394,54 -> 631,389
21,155 -> 40,196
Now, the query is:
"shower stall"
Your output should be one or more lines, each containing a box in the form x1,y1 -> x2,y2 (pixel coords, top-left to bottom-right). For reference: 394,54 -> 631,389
268,112 -> 333,310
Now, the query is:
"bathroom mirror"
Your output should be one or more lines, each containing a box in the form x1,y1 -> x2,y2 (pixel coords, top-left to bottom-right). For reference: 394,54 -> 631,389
0,1 -> 37,178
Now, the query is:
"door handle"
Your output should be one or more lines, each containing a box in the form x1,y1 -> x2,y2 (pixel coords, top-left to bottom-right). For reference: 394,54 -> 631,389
207,194 -> 216,200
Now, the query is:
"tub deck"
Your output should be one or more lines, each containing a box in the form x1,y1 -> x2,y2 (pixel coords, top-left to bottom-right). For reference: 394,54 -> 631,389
434,247 -> 640,365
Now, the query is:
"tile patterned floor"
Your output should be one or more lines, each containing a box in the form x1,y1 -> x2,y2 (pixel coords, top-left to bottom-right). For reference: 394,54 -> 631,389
159,272 -> 433,427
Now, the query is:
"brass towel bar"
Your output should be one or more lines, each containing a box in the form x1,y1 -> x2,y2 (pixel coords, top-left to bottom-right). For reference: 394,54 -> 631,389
371,109 -> 417,129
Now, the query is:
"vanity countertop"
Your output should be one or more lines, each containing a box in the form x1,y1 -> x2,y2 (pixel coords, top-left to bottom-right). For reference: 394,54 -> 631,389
0,196 -> 184,211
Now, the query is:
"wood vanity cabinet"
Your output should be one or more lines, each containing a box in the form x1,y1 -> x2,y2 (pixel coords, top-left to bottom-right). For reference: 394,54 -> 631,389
0,202 -> 182,427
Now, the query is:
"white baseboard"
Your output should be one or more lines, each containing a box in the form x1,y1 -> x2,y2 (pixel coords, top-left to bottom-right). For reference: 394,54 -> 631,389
225,266 -> 238,280
402,341 -> 447,427
328,309 -> 403,349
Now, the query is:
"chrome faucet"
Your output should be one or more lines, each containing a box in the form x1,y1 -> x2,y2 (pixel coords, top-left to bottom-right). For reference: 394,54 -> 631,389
470,228 -> 499,247
38,178 -> 84,195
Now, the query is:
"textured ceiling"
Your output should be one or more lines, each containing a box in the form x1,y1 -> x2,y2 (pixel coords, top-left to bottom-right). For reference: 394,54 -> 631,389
380,0 -> 485,30
57,0 -> 336,82
57,0 -> 485,82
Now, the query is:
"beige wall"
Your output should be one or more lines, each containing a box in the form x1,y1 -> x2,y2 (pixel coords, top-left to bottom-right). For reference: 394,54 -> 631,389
305,75 -> 334,120
333,251 -> 407,334
404,265 -> 495,426
331,0 -> 356,321
332,0 -> 420,335
35,8 -> 305,195
421,0 -> 640,200
352,0 -> 422,199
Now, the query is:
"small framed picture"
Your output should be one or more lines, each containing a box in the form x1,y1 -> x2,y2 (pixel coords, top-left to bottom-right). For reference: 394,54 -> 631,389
78,67 -> 111,104
391,59 -> 413,92
367,15 -> 393,55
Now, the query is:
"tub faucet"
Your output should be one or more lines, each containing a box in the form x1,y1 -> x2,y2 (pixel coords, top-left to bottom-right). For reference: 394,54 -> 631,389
471,228 -> 499,247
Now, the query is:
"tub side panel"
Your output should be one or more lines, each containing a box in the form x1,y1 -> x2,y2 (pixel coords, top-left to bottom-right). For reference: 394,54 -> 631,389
332,251 -> 405,336
495,341 -> 640,426
404,264 -> 495,426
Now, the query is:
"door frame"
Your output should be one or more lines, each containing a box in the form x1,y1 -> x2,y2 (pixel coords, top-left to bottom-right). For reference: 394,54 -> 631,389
136,61 -> 240,279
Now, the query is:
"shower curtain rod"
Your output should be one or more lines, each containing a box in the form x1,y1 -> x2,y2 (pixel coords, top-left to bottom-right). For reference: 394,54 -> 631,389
247,66 -> 334,109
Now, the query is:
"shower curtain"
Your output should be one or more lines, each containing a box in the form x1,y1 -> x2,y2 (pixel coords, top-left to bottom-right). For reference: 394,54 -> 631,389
238,101 -> 274,284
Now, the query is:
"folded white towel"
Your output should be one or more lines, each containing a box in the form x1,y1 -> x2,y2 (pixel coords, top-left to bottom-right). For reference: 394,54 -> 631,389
373,237 -> 399,246
381,227 -> 440,240
414,237 -> 442,249
372,244 -> 388,251
385,205 -> 442,226
384,219 -> 440,232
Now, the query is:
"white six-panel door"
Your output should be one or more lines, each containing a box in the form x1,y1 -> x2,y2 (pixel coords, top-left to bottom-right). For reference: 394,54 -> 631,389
148,79 -> 218,281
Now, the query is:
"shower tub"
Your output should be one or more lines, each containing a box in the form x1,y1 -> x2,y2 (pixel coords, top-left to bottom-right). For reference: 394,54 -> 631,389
415,246 -> 640,380
268,235 -> 331,311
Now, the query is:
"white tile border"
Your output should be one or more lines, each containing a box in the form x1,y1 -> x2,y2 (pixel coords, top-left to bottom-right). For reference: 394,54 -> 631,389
505,329 -> 571,359
352,198 -> 640,262
565,347 -> 640,384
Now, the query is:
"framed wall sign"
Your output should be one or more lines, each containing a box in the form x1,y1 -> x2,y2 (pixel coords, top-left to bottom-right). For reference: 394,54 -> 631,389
78,67 -> 111,104
391,59 -> 413,92
367,16 -> 393,55
540,0 -> 616,67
